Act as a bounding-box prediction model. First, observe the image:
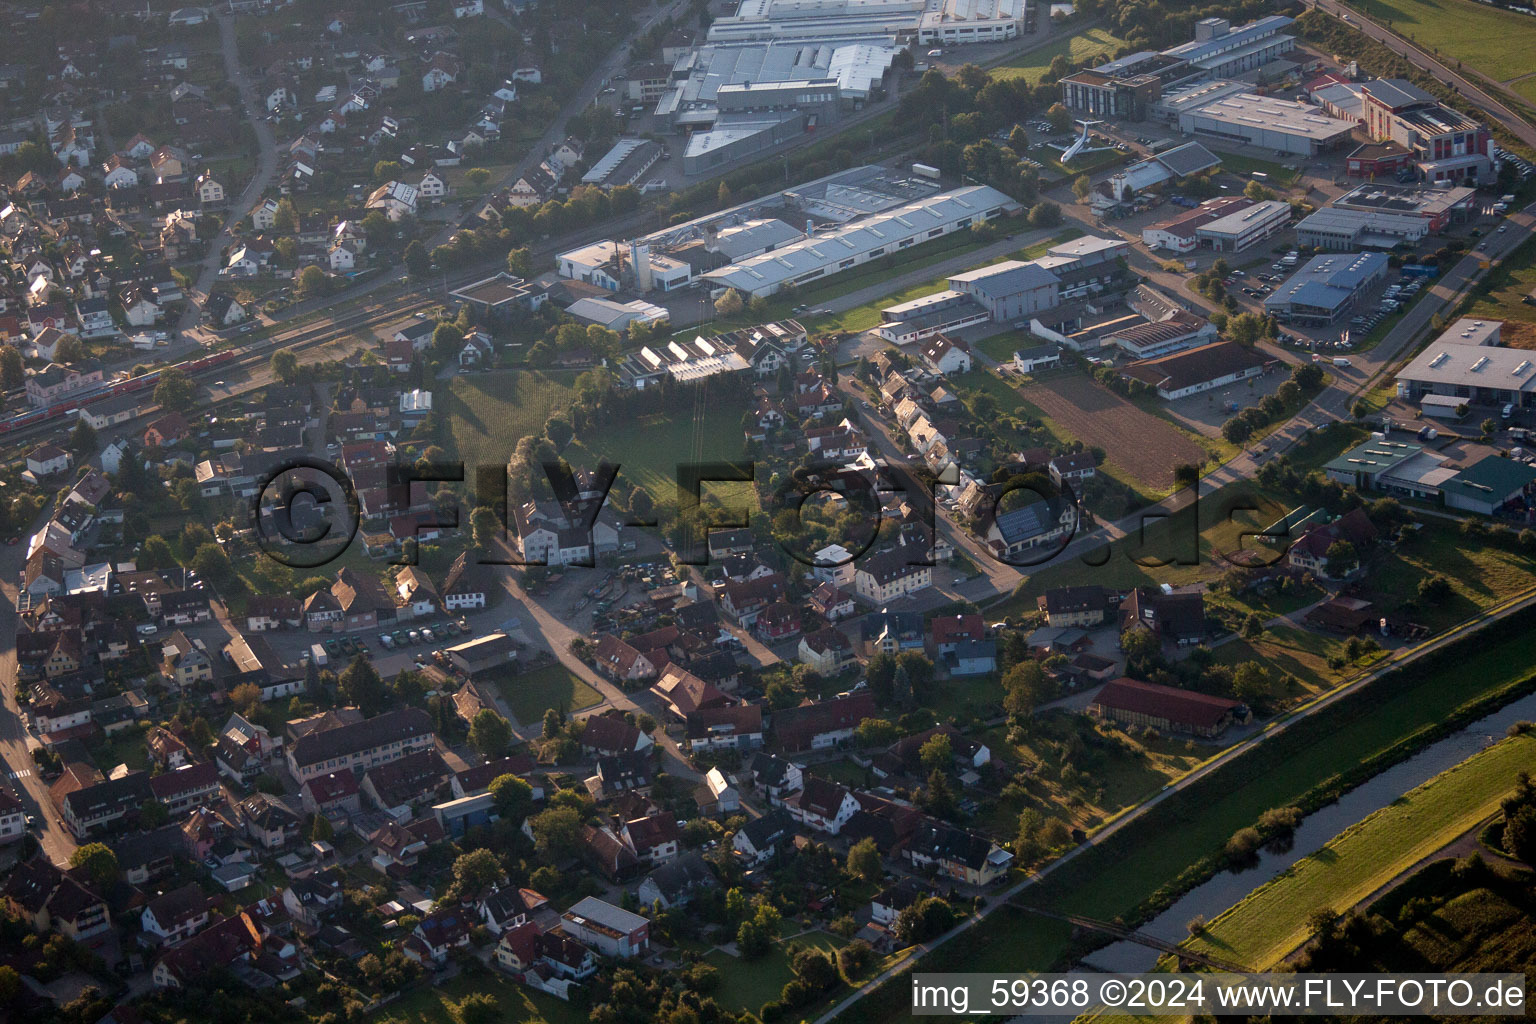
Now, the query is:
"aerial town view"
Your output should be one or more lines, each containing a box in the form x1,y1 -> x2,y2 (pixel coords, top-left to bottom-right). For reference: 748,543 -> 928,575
0,0 -> 1534,1021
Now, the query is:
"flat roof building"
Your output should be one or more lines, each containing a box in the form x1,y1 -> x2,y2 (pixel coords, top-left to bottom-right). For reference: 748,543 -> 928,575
581,138 -> 665,189
1194,198 -> 1291,252
703,185 -> 1020,298
1161,15 -> 1295,78
1263,251 -> 1389,324
1396,319 -> 1536,409
1179,91 -> 1356,155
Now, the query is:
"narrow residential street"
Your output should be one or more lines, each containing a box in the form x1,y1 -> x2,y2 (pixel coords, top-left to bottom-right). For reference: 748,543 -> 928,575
0,513 -> 79,867
179,11 -> 279,330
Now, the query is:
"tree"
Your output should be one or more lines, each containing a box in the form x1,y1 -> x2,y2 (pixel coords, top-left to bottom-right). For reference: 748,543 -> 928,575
1324,539 -> 1358,578
838,940 -> 874,979
1014,808 -> 1044,861
139,799 -> 170,828
717,181 -> 733,207
1241,612 -> 1264,640
0,347 -> 21,388
448,848 -> 504,901
919,732 -> 953,774
629,486 -> 654,523
847,837 -> 882,882
230,682 -> 262,715
462,506 -> 499,555
274,198 -> 299,233
1232,662 -> 1273,706
192,543 -> 237,593
1243,180 -> 1276,201
270,348 -> 299,384
1002,659 -> 1051,718
1045,102 -> 1072,132
432,321 -> 465,360
1071,174 -> 1092,201
67,419 -> 98,457
69,843 -> 119,888
296,265 -> 327,296
528,805 -> 584,858
339,656 -> 388,716
542,707 -> 563,739
1506,803 -> 1536,863
506,246 -> 533,277
1418,573 -> 1453,604
273,237 -> 298,264
140,535 -> 176,570
403,239 -> 431,278
792,948 -> 839,992
1027,200 -> 1061,228
374,160 -> 404,182
489,774 -> 534,823
894,896 -> 955,944
466,167 -> 492,186
311,813 -> 334,843
468,708 -> 513,758
714,288 -> 745,317
544,415 -> 573,449
153,367 -> 196,412
450,992 -> 499,1024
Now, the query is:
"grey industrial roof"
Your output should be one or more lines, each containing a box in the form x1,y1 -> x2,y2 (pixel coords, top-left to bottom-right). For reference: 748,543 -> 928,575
947,259 -> 1060,299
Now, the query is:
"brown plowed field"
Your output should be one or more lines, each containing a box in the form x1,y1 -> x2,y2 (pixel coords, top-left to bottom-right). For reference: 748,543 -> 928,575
1021,374 -> 1204,489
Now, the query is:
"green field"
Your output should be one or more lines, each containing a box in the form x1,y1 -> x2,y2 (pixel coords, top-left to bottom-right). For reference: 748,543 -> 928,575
1467,234 -> 1536,326
493,663 -> 603,723
991,26 -> 1129,83
567,392 -> 758,509
445,370 -> 577,472
705,931 -> 850,1014
1202,150 -> 1304,187
1188,731 -> 1536,968
1346,0 -> 1536,83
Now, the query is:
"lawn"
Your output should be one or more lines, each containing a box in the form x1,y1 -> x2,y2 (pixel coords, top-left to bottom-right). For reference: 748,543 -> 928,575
1466,234 -> 1536,326
372,969 -> 583,1024
493,663 -> 603,723
1346,0 -> 1536,83
95,725 -> 151,773
566,389 -> 758,510
704,931 -> 850,1014
1187,730 -> 1536,969
445,370 -> 578,475
1361,520 -> 1536,633
991,26 -> 1130,83
1201,150 -> 1303,187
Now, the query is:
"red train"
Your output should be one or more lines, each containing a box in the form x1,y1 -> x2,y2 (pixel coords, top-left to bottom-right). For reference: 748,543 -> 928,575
0,347 -> 243,437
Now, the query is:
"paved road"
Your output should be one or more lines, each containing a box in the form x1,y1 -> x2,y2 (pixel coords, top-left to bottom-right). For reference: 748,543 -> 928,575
180,12 -> 279,330
814,584 -> 1536,1023
1308,0 -> 1536,150
0,514 -> 79,867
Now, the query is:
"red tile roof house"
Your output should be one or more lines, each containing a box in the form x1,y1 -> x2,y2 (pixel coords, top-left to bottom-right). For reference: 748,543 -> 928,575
649,666 -> 731,722
754,601 -> 802,642
783,776 -> 861,834
402,906 -> 474,965
143,412 -> 191,448
140,882 -> 213,947
591,633 -> 657,684
928,612 -> 985,655
1088,677 -> 1249,739
772,692 -> 876,752
578,713 -> 653,757
685,704 -> 764,754
300,771 -> 362,818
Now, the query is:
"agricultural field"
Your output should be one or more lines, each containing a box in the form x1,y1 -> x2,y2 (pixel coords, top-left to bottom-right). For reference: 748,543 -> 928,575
445,369 -> 577,474
1187,731 -> 1536,969
991,26 -> 1129,83
1346,0 -> 1536,84
1018,373 -> 1206,490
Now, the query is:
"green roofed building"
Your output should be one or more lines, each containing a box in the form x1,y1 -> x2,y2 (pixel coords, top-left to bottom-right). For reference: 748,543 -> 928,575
1441,455 -> 1536,515
1323,437 -> 1431,489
